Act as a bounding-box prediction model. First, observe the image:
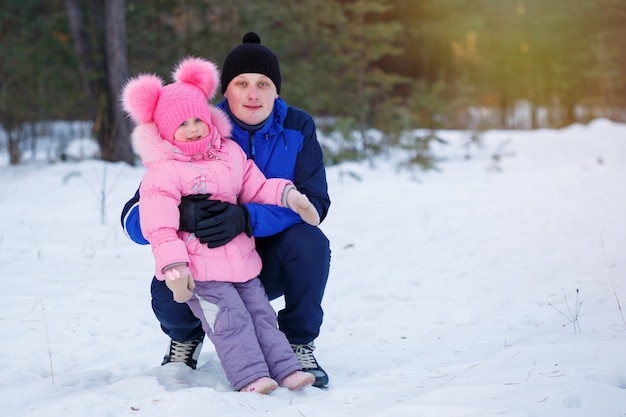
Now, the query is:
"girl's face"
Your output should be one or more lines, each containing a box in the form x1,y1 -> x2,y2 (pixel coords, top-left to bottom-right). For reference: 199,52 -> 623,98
223,73 -> 278,125
174,117 -> 210,142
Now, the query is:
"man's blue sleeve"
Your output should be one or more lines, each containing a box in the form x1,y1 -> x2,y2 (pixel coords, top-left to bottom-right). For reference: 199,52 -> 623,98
245,203 -> 301,237
245,109 -> 330,237
120,188 -> 149,245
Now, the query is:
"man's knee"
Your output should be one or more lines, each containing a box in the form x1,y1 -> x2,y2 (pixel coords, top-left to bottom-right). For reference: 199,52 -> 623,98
282,223 -> 331,261
257,224 -> 330,299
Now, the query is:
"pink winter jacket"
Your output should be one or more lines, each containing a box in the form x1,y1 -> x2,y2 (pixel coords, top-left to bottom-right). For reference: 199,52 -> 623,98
133,108 -> 292,283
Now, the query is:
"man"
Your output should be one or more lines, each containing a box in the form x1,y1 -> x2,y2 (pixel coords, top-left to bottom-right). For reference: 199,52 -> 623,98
121,32 -> 331,388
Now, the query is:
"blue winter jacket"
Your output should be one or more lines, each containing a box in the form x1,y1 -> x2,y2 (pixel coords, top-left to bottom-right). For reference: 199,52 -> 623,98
121,97 -> 330,244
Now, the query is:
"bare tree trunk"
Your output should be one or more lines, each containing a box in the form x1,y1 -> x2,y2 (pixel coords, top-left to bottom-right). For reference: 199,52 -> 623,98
65,0 -> 133,164
1,107 -> 23,164
104,0 -> 133,164
499,93 -> 508,128
65,0 -> 98,117
7,128 -> 23,165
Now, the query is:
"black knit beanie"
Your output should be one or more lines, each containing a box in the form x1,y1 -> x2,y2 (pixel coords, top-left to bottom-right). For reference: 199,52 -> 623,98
220,32 -> 281,94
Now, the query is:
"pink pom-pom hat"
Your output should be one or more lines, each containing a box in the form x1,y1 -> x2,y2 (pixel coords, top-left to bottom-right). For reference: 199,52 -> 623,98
121,57 -> 220,145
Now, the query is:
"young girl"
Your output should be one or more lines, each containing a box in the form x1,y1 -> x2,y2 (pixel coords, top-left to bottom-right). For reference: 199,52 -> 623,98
121,57 -> 317,394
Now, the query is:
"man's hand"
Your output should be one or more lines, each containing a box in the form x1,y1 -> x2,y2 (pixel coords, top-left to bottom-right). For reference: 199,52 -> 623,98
194,202 -> 252,248
179,193 -> 218,232
179,194 -> 251,248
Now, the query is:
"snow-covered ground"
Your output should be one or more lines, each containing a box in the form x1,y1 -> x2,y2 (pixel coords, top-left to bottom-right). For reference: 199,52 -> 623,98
1,119 -> 625,416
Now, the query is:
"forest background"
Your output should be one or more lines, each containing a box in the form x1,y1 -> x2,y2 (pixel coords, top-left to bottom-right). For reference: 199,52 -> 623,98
1,0 -> 625,166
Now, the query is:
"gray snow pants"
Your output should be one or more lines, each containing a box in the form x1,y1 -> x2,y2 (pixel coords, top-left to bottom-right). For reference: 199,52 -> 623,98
186,278 -> 301,390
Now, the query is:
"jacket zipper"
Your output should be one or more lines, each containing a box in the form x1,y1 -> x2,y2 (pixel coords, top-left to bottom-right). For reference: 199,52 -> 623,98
248,130 -> 255,160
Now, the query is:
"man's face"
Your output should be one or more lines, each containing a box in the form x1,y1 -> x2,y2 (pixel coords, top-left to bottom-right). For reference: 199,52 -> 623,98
223,73 -> 278,125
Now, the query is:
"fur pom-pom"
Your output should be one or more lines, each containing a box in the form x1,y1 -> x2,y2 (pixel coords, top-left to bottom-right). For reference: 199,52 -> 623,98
121,74 -> 163,124
173,57 -> 220,100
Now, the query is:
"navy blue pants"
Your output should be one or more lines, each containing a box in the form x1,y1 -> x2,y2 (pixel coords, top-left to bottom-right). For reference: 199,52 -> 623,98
151,223 -> 331,345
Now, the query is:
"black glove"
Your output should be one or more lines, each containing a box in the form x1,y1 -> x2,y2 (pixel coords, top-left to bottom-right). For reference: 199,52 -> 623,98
194,201 -> 252,248
179,194 -> 252,248
178,193 -> 219,232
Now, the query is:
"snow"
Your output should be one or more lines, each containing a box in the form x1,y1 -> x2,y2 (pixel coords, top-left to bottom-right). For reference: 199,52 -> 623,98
1,119 -> 625,417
